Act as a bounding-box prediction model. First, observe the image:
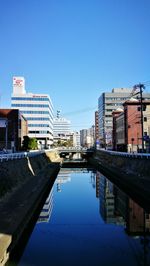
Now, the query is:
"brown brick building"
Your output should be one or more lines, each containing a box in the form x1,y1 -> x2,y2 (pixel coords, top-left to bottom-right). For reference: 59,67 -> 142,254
0,109 -> 28,152
112,99 -> 150,152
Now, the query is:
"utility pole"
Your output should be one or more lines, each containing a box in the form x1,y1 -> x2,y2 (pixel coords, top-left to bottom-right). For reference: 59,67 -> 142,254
133,83 -> 145,153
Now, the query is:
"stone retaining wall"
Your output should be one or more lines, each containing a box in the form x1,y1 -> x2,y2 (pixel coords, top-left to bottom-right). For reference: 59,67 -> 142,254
0,150 -> 61,265
94,150 -> 150,178
89,150 -> 150,211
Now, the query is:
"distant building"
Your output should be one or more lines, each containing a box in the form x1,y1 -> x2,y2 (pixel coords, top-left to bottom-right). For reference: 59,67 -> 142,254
72,131 -> 80,148
11,77 -> 53,149
0,109 -> 28,152
80,126 -> 94,148
95,111 -> 99,141
53,117 -> 71,138
53,111 -> 71,145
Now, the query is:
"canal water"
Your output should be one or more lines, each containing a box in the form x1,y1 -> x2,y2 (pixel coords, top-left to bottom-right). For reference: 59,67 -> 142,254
17,168 -> 150,266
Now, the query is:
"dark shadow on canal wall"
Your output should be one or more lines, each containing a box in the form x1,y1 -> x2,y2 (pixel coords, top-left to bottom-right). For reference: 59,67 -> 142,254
6,172 -> 57,266
89,156 -> 150,213
0,151 -> 61,265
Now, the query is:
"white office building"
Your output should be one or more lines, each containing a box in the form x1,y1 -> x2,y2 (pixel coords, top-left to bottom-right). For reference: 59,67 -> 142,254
53,116 -> 71,138
11,77 -> 53,149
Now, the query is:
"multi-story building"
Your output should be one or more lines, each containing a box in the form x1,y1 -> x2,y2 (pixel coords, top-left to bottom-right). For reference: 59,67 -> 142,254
98,88 -> 132,147
53,111 -> 71,145
0,109 -> 28,151
112,99 -> 150,152
124,99 -> 150,152
53,117 -> 71,138
98,88 -> 150,148
80,127 -> 94,148
11,77 -> 53,149
112,108 -> 124,151
71,131 -> 80,148
95,111 -> 99,141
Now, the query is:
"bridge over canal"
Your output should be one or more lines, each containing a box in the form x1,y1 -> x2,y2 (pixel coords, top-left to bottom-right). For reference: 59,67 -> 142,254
57,147 -> 94,159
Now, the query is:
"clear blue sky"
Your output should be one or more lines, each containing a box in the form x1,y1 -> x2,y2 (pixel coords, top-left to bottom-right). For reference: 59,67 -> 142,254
0,0 -> 150,130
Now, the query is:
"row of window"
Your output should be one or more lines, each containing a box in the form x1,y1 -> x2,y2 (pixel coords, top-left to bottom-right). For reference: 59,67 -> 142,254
22,110 -> 49,114
21,110 -> 53,120
105,97 -> 130,101
105,103 -> 122,106
28,124 -> 50,127
26,117 -> 50,121
12,104 -> 50,108
12,97 -> 50,102
29,130 -> 51,134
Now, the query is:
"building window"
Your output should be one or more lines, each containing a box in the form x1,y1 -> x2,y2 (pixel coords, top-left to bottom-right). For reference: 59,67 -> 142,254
144,117 -> 147,122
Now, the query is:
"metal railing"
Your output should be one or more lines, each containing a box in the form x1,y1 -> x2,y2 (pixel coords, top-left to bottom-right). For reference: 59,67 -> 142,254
0,150 -> 45,162
97,148 -> 150,159
57,147 -> 88,152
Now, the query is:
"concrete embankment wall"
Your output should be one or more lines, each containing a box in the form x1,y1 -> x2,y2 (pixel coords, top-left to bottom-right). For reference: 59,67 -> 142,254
0,150 -> 61,266
89,150 -> 150,210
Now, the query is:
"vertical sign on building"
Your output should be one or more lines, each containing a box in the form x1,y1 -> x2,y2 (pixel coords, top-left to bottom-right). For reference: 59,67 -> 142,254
13,77 -> 26,94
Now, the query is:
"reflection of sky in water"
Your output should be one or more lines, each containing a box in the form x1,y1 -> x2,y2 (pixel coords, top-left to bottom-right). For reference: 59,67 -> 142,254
18,169 -> 150,266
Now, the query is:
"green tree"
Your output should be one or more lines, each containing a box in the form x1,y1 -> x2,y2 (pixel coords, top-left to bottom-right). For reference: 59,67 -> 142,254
22,136 -> 38,150
28,138 -> 38,150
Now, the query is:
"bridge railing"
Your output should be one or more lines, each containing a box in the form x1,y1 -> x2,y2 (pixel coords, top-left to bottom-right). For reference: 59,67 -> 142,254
0,150 -> 45,162
57,147 -> 88,152
97,148 -> 150,159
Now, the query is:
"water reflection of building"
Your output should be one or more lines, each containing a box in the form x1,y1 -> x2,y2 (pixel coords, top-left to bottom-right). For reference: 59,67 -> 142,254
90,172 -> 96,189
99,172 -> 150,232
114,186 -> 150,235
37,189 -> 53,223
56,169 -> 71,192
98,172 -> 124,225
96,172 -> 100,198
100,174 -> 116,223
126,200 -> 150,236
